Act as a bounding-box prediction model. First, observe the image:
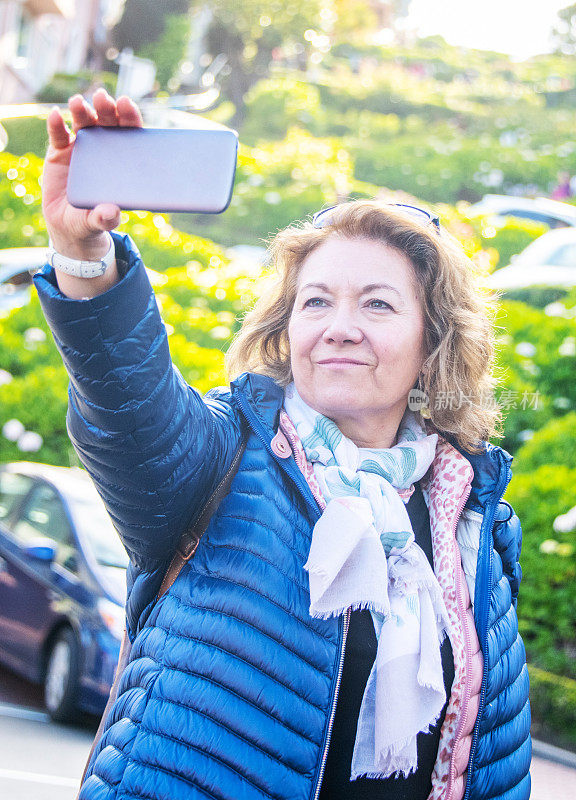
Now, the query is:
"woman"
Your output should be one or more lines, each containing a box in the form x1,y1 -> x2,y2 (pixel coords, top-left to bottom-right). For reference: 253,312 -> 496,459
36,90 -> 531,800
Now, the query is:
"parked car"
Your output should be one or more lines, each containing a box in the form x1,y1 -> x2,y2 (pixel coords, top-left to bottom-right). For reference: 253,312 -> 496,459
0,246 -> 167,317
0,461 -> 128,721
0,247 -> 46,316
466,194 -> 576,229
489,227 -> 576,291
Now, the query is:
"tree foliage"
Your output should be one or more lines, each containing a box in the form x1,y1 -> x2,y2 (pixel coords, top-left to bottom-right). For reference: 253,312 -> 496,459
552,3 -> 576,55
111,0 -> 190,53
200,0 -> 324,124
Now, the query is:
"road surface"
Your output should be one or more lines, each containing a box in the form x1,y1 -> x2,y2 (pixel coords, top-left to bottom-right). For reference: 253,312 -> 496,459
0,664 -> 574,799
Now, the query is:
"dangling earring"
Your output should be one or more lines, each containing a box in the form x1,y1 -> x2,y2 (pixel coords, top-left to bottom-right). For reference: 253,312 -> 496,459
417,373 -> 431,419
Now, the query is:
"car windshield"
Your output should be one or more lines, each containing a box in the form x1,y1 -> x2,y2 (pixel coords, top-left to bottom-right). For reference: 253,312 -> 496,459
67,492 -> 129,569
516,237 -> 576,268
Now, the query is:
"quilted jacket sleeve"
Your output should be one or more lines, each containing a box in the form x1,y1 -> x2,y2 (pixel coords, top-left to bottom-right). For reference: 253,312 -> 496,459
495,500 -> 523,608
33,232 -> 243,571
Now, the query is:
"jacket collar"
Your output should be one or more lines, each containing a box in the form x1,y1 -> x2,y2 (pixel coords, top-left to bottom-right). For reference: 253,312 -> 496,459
231,372 -> 513,512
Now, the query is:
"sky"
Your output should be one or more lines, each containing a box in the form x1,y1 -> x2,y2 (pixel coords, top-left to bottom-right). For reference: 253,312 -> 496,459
405,0 -> 571,59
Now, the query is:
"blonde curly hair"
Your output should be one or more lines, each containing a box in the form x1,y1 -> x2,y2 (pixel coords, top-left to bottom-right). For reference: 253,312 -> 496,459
226,200 -> 504,454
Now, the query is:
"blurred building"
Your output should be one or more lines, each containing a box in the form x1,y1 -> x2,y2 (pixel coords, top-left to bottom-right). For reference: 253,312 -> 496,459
0,0 -> 122,103
371,0 -> 413,29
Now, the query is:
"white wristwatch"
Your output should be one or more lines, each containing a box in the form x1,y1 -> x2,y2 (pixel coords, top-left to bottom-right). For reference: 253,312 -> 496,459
47,233 -> 115,278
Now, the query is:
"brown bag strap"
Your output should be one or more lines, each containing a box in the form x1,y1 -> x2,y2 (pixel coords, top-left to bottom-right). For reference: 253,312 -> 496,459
77,430 -> 247,794
156,432 -> 247,599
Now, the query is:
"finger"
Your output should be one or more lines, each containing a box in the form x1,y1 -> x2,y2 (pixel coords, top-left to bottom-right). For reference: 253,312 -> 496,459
92,88 -> 120,126
86,203 -> 122,232
46,107 -> 74,151
68,94 -> 98,132
116,95 -> 144,127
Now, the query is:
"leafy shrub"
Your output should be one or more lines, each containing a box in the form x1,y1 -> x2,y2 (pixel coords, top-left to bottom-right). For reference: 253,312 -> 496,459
528,665 -> 576,748
505,464 -> 576,678
36,71 -> 117,104
513,412 -> 576,473
0,153 -> 46,247
138,13 -> 190,90
0,296 -> 61,377
3,117 -> 48,158
174,129 -> 369,246
495,299 -> 576,453
118,211 -> 229,271
0,365 -> 71,466
470,216 -> 549,269
240,77 -> 325,144
499,287 -> 571,308
168,335 -> 227,393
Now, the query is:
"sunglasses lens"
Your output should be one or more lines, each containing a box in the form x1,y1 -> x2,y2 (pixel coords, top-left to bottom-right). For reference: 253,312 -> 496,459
394,204 -> 440,231
312,207 -> 337,229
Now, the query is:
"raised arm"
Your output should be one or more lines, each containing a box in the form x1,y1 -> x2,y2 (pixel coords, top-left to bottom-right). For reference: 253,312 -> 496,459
35,93 -> 242,570
42,89 -> 137,298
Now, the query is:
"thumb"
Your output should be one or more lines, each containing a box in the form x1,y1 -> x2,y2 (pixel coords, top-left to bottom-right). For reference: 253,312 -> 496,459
87,203 -> 121,232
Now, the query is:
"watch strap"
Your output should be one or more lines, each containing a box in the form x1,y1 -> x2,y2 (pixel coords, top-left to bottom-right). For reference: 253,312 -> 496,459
48,233 -> 115,278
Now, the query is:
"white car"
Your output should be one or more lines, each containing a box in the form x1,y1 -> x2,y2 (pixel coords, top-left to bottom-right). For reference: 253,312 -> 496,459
467,194 -> 576,229
489,227 -> 576,290
0,247 -> 46,316
0,245 -> 166,316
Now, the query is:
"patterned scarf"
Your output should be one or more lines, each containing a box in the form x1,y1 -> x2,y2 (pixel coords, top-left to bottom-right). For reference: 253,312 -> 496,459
283,383 -> 450,780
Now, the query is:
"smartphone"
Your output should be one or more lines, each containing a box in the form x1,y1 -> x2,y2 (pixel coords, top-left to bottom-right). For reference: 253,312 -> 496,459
67,120 -> 238,214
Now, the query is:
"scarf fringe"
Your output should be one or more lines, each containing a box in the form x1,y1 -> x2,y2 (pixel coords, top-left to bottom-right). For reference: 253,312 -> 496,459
352,768 -> 415,781
350,713 -> 446,782
309,599 -> 390,620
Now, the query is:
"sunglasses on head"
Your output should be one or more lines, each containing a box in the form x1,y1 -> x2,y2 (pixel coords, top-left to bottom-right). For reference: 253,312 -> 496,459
311,203 -> 441,234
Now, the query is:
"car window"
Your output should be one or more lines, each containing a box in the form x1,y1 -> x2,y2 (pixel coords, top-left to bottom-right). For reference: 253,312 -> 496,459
516,234 -> 576,268
0,471 -> 34,523
12,484 -> 78,573
67,494 -> 129,569
0,269 -> 34,294
505,209 -> 559,227
546,243 -> 576,267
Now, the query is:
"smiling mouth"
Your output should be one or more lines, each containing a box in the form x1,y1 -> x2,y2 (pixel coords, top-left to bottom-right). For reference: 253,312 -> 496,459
317,359 -> 368,366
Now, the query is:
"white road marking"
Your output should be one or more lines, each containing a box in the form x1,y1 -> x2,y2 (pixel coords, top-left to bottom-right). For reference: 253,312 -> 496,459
0,767 -> 78,787
0,702 -> 48,722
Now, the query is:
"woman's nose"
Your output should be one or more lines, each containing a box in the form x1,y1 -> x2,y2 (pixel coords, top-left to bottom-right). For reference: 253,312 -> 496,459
322,307 -> 364,344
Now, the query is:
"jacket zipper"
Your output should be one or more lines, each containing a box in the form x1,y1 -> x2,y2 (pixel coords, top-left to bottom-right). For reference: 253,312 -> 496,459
445,482 -> 473,800
462,457 -> 512,800
312,607 -> 351,800
236,392 -> 350,799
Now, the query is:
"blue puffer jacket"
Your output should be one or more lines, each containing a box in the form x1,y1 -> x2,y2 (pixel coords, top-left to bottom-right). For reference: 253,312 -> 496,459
34,233 -> 531,800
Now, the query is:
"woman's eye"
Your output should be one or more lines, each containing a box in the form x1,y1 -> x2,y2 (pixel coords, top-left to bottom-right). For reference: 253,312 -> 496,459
303,297 -> 327,308
367,298 -> 393,310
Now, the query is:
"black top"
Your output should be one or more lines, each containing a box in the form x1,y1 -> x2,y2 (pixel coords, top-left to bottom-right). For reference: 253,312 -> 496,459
319,481 -> 455,800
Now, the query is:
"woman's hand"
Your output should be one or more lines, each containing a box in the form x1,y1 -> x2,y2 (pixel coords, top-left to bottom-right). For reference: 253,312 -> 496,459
42,89 -> 143,261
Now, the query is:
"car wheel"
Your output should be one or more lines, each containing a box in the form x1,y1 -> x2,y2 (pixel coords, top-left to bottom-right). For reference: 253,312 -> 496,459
44,627 -> 81,723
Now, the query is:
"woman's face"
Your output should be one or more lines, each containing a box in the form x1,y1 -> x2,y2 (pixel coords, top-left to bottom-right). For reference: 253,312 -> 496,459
288,236 -> 427,448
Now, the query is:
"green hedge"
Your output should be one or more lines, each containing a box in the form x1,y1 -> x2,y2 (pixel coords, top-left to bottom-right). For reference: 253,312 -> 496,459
529,664 -> 576,748
494,298 -> 576,454
504,464 -> 576,679
0,153 -> 46,247
36,71 -> 116,104
2,117 -> 48,158
499,287 -> 572,309
473,216 -> 549,269
514,413 -> 576,473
